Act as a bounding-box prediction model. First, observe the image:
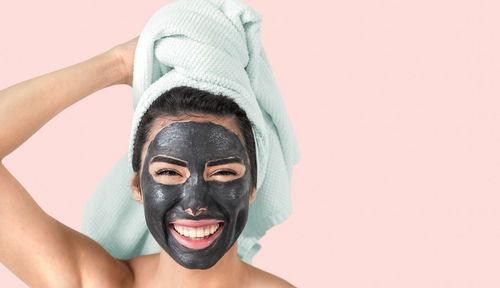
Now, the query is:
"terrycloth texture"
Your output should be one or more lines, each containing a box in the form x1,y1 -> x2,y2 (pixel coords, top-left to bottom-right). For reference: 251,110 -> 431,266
81,0 -> 299,264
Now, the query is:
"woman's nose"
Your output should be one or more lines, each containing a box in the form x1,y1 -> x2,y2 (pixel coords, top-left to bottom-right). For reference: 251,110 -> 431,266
181,173 -> 209,216
184,207 -> 207,216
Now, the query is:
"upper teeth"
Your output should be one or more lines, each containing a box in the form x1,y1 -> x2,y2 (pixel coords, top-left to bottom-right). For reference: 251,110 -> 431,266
173,224 -> 220,239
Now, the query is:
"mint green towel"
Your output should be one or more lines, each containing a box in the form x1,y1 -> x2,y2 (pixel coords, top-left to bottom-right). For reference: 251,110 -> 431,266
82,0 -> 299,264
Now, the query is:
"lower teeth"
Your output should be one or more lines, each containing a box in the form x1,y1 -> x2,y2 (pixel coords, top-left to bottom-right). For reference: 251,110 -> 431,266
190,236 -> 209,240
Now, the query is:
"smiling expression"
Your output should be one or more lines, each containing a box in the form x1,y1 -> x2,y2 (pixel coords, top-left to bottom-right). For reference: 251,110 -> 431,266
138,120 -> 253,269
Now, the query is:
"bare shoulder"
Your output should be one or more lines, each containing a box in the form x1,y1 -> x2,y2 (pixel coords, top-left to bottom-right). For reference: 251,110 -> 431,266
124,253 -> 160,287
244,263 -> 296,288
126,253 -> 158,271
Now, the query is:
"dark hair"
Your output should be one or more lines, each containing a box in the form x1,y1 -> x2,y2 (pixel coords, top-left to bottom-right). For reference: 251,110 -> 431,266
132,86 -> 257,189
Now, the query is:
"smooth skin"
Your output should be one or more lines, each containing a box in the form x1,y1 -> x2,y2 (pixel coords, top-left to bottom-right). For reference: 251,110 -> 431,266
0,38 -> 294,287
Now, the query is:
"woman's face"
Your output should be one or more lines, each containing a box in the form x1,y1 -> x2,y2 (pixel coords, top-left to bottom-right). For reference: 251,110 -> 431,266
133,115 -> 255,269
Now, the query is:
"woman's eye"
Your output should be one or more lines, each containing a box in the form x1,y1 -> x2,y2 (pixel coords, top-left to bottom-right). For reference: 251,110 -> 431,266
156,170 -> 181,176
213,170 -> 237,176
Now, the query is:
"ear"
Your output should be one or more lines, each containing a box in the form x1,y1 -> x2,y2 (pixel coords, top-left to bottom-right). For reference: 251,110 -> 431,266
249,186 -> 256,204
132,172 -> 143,204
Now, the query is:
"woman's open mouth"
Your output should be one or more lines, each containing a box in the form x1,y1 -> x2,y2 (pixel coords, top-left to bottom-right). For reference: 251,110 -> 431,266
169,219 -> 224,250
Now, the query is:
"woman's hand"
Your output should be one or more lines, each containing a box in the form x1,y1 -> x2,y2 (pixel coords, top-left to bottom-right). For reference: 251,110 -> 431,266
112,36 -> 139,87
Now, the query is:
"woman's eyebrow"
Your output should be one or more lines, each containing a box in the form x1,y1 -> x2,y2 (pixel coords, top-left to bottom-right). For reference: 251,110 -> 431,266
150,155 -> 187,167
206,157 -> 243,167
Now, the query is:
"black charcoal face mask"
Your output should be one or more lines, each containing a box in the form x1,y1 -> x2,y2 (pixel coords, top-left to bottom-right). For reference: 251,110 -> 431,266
140,121 -> 252,269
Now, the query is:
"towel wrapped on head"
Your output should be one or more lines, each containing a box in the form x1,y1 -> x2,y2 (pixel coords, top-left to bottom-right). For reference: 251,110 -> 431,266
81,0 -> 300,263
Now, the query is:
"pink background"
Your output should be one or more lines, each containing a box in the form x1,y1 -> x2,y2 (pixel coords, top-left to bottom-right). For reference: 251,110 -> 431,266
1,0 -> 500,287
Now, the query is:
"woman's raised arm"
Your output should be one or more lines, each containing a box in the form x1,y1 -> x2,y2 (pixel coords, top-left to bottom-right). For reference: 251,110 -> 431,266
0,46 -> 129,159
0,38 -> 137,287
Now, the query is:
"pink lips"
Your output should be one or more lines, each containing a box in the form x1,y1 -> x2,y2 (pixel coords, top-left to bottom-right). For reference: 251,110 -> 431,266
169,219 -> 224,250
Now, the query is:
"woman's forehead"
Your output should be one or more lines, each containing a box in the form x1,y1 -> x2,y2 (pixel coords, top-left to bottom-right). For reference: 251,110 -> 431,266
151,121 -> 244,153
140,115 -> 246,169
148,115 -> 242,142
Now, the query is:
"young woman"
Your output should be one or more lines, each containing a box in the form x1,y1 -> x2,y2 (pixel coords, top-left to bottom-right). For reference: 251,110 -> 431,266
0,37 -> 295,287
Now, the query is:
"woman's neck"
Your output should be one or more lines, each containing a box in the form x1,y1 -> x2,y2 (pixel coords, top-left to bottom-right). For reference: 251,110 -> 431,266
153,243 -> 248,288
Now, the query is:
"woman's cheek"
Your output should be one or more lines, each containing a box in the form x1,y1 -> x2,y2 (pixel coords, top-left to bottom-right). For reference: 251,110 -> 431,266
145,183 -> 182,213
208,179 -> 251,208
